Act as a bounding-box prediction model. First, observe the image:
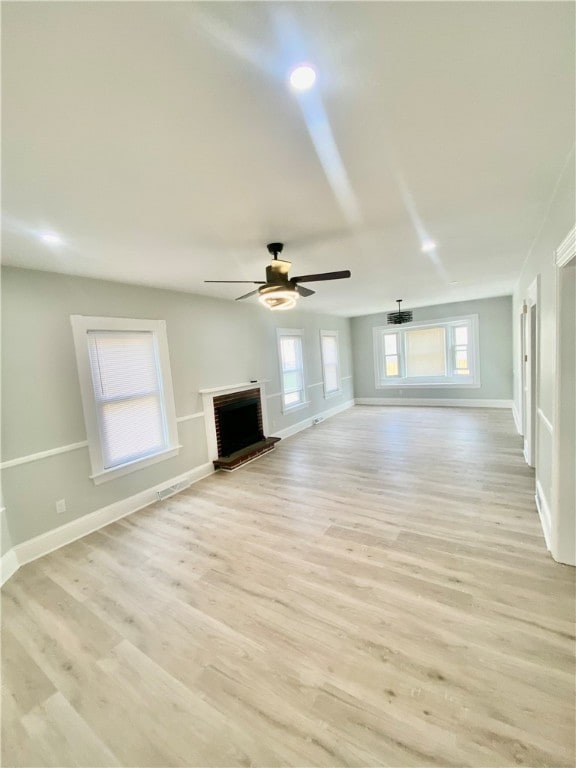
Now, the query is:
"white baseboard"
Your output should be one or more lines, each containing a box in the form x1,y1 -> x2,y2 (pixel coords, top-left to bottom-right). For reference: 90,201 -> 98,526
3,462 -> 215,584
512,402 -> 523,434
0,548 -> 19,587
535,480 -> 552,552
354,398 -> 513,409
272,399 -> 355,440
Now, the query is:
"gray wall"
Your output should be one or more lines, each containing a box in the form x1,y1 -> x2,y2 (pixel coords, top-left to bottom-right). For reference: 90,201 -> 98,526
351,295 -> 513,400
1,267 -> 352,547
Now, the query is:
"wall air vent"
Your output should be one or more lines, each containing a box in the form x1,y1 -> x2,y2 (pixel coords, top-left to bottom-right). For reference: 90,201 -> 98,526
387,299 -> 413,325
156,479 -> 191,502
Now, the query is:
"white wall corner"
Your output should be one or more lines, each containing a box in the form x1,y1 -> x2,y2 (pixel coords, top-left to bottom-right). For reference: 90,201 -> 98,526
272,399 -> 354,440
535,480 -> 552,552
537,408 -> 554,435
6,462 -> 215,580
0,548 -> 19,587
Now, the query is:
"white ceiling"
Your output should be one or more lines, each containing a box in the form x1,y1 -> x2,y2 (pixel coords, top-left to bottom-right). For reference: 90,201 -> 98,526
2,2 -> 574,317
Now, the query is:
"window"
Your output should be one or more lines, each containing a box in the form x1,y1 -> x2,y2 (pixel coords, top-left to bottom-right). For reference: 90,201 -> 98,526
373,315 -> 479,388
320,330 -> 341,397
71,316 -> 179,484
277,329 -> 307,411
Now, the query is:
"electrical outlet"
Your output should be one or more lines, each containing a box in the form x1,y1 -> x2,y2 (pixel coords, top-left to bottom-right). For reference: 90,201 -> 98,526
55,498 -> 66,515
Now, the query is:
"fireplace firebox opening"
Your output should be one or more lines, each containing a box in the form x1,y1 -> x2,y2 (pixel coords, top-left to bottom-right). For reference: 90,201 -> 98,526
216,397 -> 263,457
212,387 -> 280,470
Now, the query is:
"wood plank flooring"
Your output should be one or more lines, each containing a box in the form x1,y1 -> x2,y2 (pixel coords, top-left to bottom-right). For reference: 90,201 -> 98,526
2,406 -> 575,767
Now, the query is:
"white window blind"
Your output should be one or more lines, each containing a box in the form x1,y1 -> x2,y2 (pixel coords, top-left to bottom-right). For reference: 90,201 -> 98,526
405,327 -> 446,377
278,331 -> 306,409
320,331 -> 341,396
88,331 -> 167,468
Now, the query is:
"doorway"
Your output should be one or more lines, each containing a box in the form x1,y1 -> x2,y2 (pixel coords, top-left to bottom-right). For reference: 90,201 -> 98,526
523,279 -> 539,468
519,310 -> 525,435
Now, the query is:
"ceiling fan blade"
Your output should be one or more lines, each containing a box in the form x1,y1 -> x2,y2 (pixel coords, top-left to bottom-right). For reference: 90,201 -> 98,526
291,270 -> 351,283
204,280 -> 265,284
295,285 -> 315,297
235,289 -> 261,301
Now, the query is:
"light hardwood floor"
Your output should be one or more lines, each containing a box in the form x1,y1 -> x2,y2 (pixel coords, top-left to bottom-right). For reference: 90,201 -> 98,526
2,406 -> 575,767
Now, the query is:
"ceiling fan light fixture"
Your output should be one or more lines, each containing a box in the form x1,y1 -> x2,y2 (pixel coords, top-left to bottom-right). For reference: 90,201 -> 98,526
258,287 -> 299,311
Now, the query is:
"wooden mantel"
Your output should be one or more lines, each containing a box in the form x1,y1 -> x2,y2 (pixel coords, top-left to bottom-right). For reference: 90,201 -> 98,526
199,380 -> 268,396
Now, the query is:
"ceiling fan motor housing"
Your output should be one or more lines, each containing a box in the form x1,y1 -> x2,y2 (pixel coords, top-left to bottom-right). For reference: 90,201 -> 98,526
265,261 -> 292,283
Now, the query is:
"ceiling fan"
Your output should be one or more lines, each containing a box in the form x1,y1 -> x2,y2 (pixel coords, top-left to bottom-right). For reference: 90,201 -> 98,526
205,242 -> 351,310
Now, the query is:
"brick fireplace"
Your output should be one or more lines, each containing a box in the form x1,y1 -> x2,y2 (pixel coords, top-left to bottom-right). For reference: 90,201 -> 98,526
200,382 -> 280,471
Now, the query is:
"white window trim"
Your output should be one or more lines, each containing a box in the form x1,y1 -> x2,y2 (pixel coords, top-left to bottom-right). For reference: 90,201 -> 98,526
373,314 -> 480,389
70,315 -> 180,484
276,328 -> 310,414
320,329 -> 342,399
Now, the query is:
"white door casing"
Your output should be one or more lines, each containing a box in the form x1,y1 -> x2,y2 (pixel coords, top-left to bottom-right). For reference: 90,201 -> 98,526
523,277 -> 539,468
552,225 -> 576,565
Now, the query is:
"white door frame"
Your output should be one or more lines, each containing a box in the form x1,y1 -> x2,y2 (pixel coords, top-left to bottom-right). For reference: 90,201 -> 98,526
523,277 -> 539,467
519,309 -> 526,436
552,225 -> 576,565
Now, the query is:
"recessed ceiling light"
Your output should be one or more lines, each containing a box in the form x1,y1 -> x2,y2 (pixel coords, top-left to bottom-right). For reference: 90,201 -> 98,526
449,281 -> 459,285
421,239 -> 436,253
40,231 -> 63,245
289,64 -> 317,91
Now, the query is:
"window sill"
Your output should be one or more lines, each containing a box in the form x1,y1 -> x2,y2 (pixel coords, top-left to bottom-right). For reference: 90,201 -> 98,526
281,400 -> 311,415
90,445 -> 182,485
